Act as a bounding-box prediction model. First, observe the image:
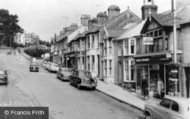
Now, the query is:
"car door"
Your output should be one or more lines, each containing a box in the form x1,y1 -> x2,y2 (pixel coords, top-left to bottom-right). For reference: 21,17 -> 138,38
154,99 -> 172,119
168,101 -> 181,119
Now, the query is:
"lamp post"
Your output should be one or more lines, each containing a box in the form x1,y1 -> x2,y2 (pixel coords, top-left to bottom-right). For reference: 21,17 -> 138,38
172,0 -> 178,96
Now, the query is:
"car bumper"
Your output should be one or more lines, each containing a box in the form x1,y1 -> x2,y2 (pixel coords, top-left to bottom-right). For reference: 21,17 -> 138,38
0,79 -> 7,84
30,68 -> 39,71
79,82 -> 97,88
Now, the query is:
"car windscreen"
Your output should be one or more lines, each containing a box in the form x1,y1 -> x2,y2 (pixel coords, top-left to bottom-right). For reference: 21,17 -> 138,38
0,71 -> 5,75
78,71 -> 91,77
62,69 -> 72,73
51,63 -> 58,67
31,62 -> 38,66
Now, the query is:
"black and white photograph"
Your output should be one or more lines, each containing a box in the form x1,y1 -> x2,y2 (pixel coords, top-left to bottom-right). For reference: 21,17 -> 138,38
0,0 -> 189,119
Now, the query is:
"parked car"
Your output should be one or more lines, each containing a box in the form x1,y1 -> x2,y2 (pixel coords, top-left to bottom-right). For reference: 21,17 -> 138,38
29,62 -> 39,72
56,67 -> 72,81
0,69 -> 8,85
69,70 -> 97,90
47,62 -> 59,72
144,95 -> 189,119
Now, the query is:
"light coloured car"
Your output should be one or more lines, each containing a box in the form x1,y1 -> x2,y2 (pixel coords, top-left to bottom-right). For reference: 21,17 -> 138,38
144,95 -> 189,119
56,67 -> 72,81
47,62 -> 59,72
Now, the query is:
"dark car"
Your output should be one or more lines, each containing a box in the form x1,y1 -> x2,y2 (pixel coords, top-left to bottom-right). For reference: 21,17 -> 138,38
56,67 -> 72,81
69,70 -> 97,90
0,69 -> 8,85
29,62 -> 39,72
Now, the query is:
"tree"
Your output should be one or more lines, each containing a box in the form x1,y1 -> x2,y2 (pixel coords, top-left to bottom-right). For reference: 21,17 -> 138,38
0,9 -> 24,46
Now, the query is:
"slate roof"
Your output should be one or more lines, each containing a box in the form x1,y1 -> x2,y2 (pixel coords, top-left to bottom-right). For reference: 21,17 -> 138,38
106,29 -> 126,38
87,9 -> 141,35
117,20 -> 146,40
151,5 -> 190,26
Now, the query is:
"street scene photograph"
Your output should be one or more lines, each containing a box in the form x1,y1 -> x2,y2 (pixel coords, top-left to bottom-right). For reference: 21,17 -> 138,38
0,0 -> 189,119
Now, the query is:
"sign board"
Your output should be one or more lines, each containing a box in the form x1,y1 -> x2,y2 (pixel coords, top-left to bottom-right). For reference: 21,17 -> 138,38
143,37 -> 153,45
135,54 -> 172,64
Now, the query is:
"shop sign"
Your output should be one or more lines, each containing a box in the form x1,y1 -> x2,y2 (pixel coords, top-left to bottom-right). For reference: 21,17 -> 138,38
143,37 -> 153,45
64,53 -> 76,58
135,54 -> 172,64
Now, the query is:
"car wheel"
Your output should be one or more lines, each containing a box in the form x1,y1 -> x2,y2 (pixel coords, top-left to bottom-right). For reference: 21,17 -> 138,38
70,80 -> 73,85
77,84 -> 81,90
145,113 -> 151,119
92,87 -> 96,90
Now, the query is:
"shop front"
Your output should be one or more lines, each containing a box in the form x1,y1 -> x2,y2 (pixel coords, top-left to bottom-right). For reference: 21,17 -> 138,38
64,52 -> 78,69
134,52 -> 173,99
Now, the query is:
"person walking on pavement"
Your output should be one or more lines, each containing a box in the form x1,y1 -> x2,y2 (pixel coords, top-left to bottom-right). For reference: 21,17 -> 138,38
142,76 -> 149,100
157,75 -> 164,99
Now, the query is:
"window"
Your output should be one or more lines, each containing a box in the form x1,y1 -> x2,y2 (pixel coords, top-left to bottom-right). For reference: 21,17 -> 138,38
92,55 -> 95,71
131,60 -> 135,81
131,39 -> 135,54
159,29 -> 162,36
88,56 -> 90,71
125,60 -> 129,80
124,40 -> 128,55
97,34 -> 100,47
171,101 -> 179,112
104,60 -> 107,76
92,35 -> 95,48
109,60 -> 112,75
165,38 -> 168,50
104,40 -> 107,55
160,99 -> 171,109
109,39 -> 112,54
153,38 -> 163,52
88,36 -> 90,49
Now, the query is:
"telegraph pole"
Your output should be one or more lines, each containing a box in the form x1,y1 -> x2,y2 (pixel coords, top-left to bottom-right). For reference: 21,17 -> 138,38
172,0 -> 178,96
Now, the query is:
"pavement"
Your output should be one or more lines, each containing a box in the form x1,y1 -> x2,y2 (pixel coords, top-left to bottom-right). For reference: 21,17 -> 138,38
96,80 -> 160,111
18,51 -> 160,111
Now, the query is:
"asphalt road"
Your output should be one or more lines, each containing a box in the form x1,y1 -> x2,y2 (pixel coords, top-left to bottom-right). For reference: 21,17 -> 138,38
0,53 -> 144,119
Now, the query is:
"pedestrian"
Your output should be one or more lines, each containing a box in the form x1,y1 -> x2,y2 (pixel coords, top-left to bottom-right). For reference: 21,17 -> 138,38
142,76 -> 149,100
157,75 -> 164,99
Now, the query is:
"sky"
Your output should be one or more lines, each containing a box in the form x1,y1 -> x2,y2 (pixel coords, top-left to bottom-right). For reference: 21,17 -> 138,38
0,0 -> 172,42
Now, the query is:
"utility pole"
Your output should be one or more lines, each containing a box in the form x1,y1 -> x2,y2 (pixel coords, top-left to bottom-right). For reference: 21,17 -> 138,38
172,0 -> 178,96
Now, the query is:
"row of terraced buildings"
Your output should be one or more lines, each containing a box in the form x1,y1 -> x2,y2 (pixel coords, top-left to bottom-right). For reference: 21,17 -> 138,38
50,2 -> 190,99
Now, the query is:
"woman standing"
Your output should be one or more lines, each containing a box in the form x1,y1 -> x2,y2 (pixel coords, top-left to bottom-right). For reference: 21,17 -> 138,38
157,75 -> 164,99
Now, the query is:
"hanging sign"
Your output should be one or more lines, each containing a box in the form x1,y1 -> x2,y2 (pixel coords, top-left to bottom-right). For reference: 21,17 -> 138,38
143,37 -> 153,45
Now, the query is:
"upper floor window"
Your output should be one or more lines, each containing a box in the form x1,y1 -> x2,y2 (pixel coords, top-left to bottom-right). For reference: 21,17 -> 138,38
108,39 -> 112,54
92,35 -> 95,48
104,40 -> 107,55
97,34 -> 100,48
124,38 -> 136,55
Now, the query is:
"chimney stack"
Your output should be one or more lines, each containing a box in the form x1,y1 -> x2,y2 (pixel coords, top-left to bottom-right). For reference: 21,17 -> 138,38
80,14 -> 91,26
108,5 -> 120,19
141,0 -> 158,20
97,12 -> 108,24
